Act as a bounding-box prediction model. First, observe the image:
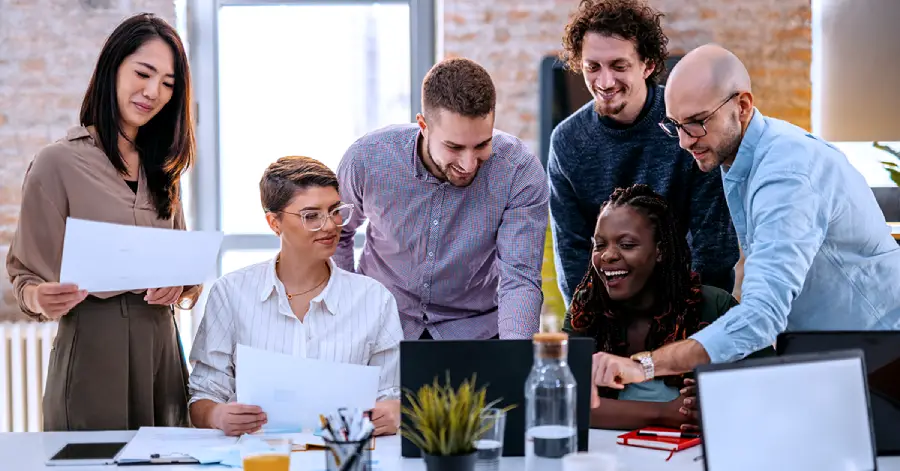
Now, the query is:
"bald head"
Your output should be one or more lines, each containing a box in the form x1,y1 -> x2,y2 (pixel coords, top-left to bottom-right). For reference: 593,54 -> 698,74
666,44 -> 751,103
663,44 -> 754,173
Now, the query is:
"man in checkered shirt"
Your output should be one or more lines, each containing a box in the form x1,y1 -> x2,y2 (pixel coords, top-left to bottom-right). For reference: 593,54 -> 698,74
334,57 -> 548,340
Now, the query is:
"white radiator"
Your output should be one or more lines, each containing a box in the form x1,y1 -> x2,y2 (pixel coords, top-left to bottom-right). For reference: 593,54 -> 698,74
0,321 -> 57,432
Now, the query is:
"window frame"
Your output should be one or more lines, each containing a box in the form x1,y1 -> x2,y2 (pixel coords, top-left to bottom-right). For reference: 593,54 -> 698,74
185,0 -> 435,333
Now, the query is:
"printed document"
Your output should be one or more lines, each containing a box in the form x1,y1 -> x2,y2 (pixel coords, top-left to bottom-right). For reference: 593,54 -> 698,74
59,217 -> 223,292
116,427 -> 237,464
235,344 -> 380,431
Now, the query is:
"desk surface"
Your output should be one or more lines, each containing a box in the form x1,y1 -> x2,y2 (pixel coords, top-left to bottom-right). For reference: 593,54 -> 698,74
4,429 -> 900,471
891,222 -> 900,239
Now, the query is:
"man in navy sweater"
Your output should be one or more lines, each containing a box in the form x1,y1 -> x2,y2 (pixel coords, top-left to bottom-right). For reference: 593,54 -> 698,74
549,0 -> 740,306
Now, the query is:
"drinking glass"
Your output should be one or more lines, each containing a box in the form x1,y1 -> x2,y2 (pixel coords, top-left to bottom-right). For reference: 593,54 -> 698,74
241,437 -> 291,471
475,408 -> 506,470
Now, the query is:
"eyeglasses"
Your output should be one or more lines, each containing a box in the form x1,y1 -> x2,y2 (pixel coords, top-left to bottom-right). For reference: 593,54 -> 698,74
278,203 -> 354,232
659,92 -> 739,138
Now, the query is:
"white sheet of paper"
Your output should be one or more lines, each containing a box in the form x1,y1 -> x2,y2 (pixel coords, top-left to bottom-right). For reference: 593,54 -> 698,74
235,344 -> 381,431
59,217 -> 223,292
116,427 -> 237,463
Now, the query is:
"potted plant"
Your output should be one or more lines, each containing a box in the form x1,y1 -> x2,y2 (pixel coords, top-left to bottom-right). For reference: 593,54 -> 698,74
400,374 -> 513,471
874,142 -> 900,187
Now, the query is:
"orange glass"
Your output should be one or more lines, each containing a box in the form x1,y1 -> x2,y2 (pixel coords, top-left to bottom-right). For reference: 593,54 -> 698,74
242,438 -> 291,471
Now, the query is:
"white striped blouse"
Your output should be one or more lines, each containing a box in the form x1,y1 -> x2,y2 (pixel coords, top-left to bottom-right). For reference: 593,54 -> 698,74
187,257 -> 403,406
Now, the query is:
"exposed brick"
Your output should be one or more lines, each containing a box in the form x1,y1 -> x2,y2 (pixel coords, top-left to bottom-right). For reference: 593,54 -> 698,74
698,8 -> 717,20
0,0 -> 176,319
442,0 -> 812,316
20,58 -> 46,72
442,0 -> 812,150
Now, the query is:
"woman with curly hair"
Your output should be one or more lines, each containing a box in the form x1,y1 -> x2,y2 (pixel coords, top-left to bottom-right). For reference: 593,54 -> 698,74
563,185 -> 770,430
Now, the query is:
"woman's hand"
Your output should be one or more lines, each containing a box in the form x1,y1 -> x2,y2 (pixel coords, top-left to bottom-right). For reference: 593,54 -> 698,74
657,379 -> 700,431
370,400 -> 400,436
678,378 -> 700,432
29,283 -> 88,320
210,403 -> 267,436
145,286 -> 184,306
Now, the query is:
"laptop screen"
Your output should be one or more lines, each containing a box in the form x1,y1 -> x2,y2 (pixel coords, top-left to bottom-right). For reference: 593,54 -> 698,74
778,331 -> 900,456
697,351 -> 876,471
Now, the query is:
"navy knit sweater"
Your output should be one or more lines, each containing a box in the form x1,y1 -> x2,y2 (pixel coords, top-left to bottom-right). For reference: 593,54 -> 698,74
548,85 -> 740,306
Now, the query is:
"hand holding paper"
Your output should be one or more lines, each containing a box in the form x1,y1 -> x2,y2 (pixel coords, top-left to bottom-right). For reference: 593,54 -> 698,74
59,217 -> 223,293
235,344 -> 380,431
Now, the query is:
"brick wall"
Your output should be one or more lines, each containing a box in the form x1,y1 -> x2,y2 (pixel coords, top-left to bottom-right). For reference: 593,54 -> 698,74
442,0 -> 812,316
0,0 -> 812,321
0,0 -> 176,322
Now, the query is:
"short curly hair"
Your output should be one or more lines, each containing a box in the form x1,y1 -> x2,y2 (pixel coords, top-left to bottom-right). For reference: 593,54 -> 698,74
561,0 -> 669,85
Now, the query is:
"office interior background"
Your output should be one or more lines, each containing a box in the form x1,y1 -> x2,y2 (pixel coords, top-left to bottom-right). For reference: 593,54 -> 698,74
0,0 -> 898,432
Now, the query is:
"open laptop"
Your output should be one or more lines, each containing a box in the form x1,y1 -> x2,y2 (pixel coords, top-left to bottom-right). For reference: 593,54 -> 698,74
399,338 -> 594,457
777,331 -> 900,456
695,350 -> 877,471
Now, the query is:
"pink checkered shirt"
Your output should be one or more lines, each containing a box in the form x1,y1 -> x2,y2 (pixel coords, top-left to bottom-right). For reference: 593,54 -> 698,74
334,124 -> 548,339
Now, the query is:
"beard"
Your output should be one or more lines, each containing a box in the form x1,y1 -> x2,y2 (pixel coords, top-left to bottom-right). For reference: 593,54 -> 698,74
714,119 -> 743,166
592,83 -> 630,117
594,99 -> 627,117
423,138 -> 478,188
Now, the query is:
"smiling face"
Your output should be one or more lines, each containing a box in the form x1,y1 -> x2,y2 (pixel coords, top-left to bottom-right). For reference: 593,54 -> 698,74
591,204 -> 661,304
581,32 -> 654,124
266,186 -> 345,261
116,37 -> 175,136
417,110 -> 494,187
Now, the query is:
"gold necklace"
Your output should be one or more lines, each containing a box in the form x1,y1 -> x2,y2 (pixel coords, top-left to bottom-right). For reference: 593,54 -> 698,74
276,258 -> 331,300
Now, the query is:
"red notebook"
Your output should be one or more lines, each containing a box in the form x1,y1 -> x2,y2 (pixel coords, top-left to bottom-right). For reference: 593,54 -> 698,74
616,427 -> 701,452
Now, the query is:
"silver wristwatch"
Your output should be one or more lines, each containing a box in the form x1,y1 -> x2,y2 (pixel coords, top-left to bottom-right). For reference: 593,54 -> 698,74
630,351 -> 655,381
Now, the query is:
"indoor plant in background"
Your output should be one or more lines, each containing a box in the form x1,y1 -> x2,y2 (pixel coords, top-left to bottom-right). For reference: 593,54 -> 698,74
875,142 -> 900,187
400,374 -> 513,471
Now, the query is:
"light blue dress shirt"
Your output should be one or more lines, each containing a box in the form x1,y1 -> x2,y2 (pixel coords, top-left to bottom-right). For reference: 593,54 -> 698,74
691,109 -> 900,363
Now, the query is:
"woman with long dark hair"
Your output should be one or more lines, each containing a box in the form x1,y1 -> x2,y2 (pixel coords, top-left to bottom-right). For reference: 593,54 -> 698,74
6,13 -> 196,430
564,184 -> 771,430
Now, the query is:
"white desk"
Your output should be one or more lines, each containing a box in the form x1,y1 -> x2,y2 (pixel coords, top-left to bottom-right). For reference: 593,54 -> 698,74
3,429 -> 900,470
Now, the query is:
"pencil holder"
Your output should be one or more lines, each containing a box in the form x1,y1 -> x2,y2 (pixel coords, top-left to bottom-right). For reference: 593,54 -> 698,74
324,437 -> 373,471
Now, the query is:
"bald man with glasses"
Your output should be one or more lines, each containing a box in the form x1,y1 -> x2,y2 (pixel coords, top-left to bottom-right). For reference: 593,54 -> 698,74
589,44 -> 900,393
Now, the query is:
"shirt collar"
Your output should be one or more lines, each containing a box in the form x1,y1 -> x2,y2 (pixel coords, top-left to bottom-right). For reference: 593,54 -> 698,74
66,126 -> 91,141
724,107 -> 764,183
259,256 -> 342,316
411,129 -> 442,184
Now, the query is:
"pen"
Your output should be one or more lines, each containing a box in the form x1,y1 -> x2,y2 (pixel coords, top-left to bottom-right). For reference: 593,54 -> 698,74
338,408 -> 351,440
637,430 -> 700,439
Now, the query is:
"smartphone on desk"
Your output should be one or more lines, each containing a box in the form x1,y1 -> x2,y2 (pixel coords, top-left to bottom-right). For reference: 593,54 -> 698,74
46,442 -> 128,466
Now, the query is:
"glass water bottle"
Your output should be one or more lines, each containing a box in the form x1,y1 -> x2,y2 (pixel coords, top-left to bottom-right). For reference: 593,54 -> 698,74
524,332 -> 577,470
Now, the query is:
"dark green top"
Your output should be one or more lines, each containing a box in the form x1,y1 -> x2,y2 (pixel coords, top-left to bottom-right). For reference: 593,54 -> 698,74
563,285 -> 773,402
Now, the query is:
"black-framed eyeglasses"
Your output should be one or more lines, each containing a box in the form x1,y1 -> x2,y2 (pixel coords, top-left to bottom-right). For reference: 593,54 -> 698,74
659,92 -> 739,139
277,203 -> 355,232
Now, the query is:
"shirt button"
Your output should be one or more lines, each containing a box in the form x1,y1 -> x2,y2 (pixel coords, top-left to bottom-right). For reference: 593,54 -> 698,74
428,251 -> 434,257
424,283 -> 429,288
432,220 -> 438,226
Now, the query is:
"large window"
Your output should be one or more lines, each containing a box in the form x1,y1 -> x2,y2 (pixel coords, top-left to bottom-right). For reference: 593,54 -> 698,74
187,0 -> 435,334
218,3 -> 412,235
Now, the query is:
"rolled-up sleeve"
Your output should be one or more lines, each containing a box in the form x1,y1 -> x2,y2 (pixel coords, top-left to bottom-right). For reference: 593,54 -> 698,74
692,169 -> 826,363
369,287 -> 403,400
188,280 -> 237,405
496,157 -> 549,339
